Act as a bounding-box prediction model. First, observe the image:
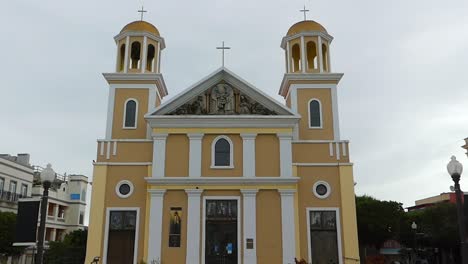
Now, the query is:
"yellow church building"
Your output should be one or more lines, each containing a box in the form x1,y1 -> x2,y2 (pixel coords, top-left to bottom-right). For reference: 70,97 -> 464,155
85,16 -> 360,264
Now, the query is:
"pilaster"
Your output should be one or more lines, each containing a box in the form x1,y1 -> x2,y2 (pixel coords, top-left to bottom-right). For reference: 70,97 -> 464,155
152,133 -> 168,178
240,133 -> 257,177
277,133 -> 293,177
241,189 -> 258,264
185,189 -> 203,264
279,189 -> 297,264
147,189 -> 166,263
188,134 -> 204,178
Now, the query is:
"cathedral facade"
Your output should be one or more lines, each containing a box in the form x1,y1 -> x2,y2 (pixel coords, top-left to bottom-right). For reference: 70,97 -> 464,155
85,18 -> 360,264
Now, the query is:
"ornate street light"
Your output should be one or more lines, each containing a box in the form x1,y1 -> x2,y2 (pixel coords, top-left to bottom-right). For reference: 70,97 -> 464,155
447,156 -> 468,264
35,164 -> 56,264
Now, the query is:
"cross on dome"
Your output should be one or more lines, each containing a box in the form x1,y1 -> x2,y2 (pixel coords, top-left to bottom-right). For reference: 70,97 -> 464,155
299,5 -> 310,21
216,41 -> 231,67
138,6 -> 147,21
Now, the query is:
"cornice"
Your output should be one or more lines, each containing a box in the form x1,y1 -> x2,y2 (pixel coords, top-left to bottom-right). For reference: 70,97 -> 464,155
102,73 -> 168,97
280,31 -> 334,49
145,115 -> 300,128
114,31 -> 166,50
145,177 -> 300,185
279,73 -> 344,97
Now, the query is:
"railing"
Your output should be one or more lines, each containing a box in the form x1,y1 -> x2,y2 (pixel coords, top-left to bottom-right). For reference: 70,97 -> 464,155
33,165 -> 68,182
0,190 -> 27,203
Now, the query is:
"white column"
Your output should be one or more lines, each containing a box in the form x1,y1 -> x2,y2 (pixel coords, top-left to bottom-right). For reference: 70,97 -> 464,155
188,134 -> 204,178
147,189 -> 166,263
185,189 -> 203,264
279,189 -> 297,264
240,133 -> 257,177
286,41 -> 291,73
141,36 -> 148,73
123,36 -> 130,73
300,36 -> 306,73
241,189 -> 258,264
318,36 -> 323,73
277,133 -> 293,177
156,42 -> 161,73
152,133 -> 168,178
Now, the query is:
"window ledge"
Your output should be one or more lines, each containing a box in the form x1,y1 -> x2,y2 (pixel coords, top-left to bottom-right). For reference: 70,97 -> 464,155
122,127 -> 137,130
308,126 -> 323,129
210,165 -> 234,170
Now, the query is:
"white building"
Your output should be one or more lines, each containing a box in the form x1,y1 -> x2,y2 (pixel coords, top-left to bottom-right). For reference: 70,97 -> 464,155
0,154 -> 34,213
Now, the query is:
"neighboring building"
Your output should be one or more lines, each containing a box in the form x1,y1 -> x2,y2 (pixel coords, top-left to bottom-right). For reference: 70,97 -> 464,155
407,192 -> 466,211
30,167 -> 88,241
0,154 -> 33,213
85,17 -> 360,264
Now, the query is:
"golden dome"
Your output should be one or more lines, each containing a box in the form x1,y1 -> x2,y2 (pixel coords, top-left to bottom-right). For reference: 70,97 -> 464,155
120,21 -> 160,36
286,20 -> 327,36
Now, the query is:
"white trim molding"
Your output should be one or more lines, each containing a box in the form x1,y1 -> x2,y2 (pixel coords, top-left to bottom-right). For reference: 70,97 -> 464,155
306,207 -> 343,264
312,180 -> 331,199
152,133 -> 168,178
145,177 -> 299,186
123,98 -> 139,129
307,98 -> 323,129
147,190 -> 166,263
241,189 -> 258,264
103,207 -> 140,264
278,189 -> 297,264
277,133 -> 293,177
240,133 -> 257,177
186,189 -> 203,264
211,135 -> 234,169
115,180 -> 134,198
202,196 -> 241,264
188,133 -> 204,177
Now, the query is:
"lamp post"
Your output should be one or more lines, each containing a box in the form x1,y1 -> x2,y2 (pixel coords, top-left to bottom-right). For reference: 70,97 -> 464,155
35,164 -> 56,264
411,222 -> 418,264
446,156 -> 468,264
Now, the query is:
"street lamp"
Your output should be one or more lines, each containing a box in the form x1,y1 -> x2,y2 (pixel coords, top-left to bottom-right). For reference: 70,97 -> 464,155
35,164 -> 56,264
447,156 -> 468,264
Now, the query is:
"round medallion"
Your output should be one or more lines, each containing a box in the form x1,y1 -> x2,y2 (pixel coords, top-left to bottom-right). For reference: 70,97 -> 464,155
115,180 -> 134,198
313,181 -> 331,199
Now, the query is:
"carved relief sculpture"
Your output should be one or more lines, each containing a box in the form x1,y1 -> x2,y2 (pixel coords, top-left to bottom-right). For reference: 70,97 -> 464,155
209,83 -> 234,114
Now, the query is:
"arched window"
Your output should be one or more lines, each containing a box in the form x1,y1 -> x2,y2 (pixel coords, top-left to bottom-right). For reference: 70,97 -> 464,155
309,99 -> 322,128
291,44 -> 301,72
119,44 -> 126,71
211,136 -> 233,168
130,42 -> 141,69
322,44 -> 328,72
123,99 -> 138,128
146,44 -> 155,71
306,41 -> 318,71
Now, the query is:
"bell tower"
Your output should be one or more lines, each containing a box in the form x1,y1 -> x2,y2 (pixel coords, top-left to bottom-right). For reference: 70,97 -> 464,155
103,20 -> 168,140
279,20 -> 342,141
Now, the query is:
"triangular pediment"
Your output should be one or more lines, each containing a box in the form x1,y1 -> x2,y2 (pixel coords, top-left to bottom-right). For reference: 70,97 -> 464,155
149,68 -> 295,116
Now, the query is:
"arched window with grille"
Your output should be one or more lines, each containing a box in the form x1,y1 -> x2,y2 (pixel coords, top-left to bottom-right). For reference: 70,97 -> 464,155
123,99 -> 138,128
308,99 -> 322,128
211,136 -> 233,168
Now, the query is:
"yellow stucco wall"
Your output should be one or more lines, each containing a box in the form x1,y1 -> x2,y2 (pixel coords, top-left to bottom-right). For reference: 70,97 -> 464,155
96,141 -> 152,162
105,166 -> 149,263
297,88 -> 334,140
257,190 -> 283,264
112,88 -> 149,139
84,165 -> 108,264
165,135 -> 189,177
161,190 -> 188,263
292,142 -> 350,163
255,134 -> 280,177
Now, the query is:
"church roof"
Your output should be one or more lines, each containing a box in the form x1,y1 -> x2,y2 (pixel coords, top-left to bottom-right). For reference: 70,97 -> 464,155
287,20 -> 327,36
121,20 -> 160,36
146,68 -> 299,127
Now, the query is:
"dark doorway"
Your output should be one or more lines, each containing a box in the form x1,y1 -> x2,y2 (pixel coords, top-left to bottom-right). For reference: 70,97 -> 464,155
106,211 -> 137,264
205,200 -> 238,264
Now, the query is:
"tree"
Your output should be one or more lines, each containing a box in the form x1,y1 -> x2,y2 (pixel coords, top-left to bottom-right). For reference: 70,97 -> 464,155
0,212 -> 23,257
44,229 -> 87,264
356,195 -> 406,249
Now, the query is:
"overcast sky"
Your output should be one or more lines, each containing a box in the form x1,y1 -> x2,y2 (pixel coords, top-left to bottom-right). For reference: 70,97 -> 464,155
1,0 -> 467,209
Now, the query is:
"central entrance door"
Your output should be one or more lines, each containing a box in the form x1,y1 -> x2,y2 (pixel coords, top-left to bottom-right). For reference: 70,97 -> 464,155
205,199 -> 238,264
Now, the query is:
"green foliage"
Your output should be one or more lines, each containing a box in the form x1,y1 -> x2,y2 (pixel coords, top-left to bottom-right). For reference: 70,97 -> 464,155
44,229 -> 87,264
0,211 -> 23,256
356,195 -> 406,248
401,203 -> 458,249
